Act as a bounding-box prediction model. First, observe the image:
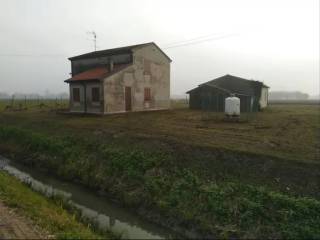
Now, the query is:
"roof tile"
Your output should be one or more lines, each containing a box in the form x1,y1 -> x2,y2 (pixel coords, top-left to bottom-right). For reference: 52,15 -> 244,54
65,64 -> 131,82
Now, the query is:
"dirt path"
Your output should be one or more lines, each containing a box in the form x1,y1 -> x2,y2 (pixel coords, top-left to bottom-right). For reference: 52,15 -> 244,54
0,201 -> 46,239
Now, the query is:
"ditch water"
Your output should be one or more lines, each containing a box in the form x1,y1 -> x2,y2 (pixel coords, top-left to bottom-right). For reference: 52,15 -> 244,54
0,155 -> 178,239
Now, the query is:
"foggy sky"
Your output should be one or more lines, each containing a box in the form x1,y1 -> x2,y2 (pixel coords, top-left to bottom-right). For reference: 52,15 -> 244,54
0,0 -> 319,96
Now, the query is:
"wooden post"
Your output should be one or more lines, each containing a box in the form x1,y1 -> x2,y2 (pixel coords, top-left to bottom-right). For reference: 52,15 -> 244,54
11,95 -> 15,108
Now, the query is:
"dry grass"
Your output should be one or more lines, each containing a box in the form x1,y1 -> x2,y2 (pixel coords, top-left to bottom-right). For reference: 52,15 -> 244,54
0,101 -> 319,238
0,172 -> 110,239
0,101 -> 319,163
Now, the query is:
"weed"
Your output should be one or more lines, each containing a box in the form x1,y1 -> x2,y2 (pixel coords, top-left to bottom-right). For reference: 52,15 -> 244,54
0,105 -> 319,238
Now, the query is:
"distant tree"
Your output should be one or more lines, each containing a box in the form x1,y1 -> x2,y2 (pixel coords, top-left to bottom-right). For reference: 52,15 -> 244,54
269,91 -> 309,100
0,92 -> 10,99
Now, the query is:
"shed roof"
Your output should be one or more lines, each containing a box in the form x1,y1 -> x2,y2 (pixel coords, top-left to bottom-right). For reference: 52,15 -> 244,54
186,84 -> 232,94
68,42 -> 172,62
64,64 -> 131,83
187,74 -> 269,96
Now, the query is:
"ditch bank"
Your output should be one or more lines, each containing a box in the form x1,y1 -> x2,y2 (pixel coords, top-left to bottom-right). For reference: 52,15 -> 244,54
0,156 -> 180,239
0,125 -> 320,238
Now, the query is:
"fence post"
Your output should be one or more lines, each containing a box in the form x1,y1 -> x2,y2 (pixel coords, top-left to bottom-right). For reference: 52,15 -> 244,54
11,94 -> 15,108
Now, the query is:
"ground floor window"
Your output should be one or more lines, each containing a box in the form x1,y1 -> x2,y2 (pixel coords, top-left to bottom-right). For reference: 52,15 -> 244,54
144,87 -> 151,101
92,87 -> 100,102
73,88 -> 80,102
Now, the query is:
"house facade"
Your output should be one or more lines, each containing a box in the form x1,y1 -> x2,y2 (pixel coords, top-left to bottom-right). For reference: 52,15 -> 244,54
187,75 -> 269,112
65,42 -> 171,114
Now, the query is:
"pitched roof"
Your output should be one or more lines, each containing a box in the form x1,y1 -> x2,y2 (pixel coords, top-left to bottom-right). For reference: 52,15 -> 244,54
187,74 -> 269,96
64,64 -> 131,83
186,84 -> 232,94
68,42 -> 172,62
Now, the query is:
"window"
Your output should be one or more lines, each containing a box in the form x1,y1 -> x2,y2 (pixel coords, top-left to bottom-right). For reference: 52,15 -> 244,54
144,88 -> 151,101
92,87 -> 100,102
73,88 -> 80,102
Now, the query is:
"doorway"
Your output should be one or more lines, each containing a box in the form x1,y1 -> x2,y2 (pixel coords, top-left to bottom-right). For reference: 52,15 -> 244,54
125,87 -> 132,111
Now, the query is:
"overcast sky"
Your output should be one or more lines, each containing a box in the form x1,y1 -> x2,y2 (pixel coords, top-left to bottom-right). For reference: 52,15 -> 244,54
0,0 -> 319,96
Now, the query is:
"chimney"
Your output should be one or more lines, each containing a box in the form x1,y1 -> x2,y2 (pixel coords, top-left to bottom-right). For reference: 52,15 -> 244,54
108,60 -> 114,72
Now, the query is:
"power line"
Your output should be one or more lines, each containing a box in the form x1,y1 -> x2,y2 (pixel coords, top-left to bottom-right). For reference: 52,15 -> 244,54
163,33 -> 239,50
162,32 -> 223,48
0,32 -> 239,57
0,54 -> 67,58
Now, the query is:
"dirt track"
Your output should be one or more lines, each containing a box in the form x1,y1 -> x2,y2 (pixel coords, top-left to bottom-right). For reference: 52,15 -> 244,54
0,201 -> 46,239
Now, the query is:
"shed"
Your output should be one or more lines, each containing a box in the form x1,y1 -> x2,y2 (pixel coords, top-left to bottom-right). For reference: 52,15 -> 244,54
187,74 -> 269,112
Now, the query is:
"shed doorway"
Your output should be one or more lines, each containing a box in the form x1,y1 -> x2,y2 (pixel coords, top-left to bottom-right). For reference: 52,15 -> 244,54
125,86 -> 132,111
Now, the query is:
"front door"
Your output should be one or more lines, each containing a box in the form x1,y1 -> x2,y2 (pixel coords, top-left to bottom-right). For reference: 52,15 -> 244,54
125,87 -> 132,111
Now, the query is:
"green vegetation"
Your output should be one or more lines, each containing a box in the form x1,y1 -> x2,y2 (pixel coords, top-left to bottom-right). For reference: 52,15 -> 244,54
0,171 -> 112,239
0,98 -> 68,112
0,102 -> 318,163
0,103 -> 319,238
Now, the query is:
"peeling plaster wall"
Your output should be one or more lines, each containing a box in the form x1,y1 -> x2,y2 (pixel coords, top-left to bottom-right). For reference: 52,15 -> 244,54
103,44 -> 171,113
134,45 -> 171,110
103,67 -> 133,113
69,83 -> 85,112
85,82 -> 104,113
69,82 -> 103,113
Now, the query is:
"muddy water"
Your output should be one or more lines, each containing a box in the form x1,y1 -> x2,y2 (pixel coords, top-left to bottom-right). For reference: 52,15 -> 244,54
0,155 -> 178,239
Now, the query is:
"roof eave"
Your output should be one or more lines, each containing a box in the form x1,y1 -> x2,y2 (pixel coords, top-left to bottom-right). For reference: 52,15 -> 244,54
68,49 -> 133,61
65,63 -> 133,83
69,42 -> 172,63
64,78 -> 101,83
186,87 -> 199,94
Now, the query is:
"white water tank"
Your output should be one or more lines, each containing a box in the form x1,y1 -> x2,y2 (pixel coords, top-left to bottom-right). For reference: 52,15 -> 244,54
225,95 -> 240,117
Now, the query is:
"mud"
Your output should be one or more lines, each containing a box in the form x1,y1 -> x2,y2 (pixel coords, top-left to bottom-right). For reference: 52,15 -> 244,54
0,201 -> 47,239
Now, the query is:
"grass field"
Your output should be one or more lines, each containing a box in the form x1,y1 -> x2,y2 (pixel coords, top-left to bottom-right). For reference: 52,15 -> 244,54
0,98 -> 68,112
1,100 -> 318,163
0,100 -> 319,238
0,171 -> 111,239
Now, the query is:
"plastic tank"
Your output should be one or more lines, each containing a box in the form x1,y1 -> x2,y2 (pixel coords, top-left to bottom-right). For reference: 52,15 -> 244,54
225,96 -> 240,117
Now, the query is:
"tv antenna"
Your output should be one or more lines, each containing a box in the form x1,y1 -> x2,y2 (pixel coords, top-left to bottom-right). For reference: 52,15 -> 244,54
87,31 -> 97,51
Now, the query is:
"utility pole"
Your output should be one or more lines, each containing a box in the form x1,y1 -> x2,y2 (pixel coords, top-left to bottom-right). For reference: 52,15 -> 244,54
87,31 -> 97,51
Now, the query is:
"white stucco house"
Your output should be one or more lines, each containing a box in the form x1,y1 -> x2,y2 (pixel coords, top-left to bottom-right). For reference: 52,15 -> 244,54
65,42 -> 171,114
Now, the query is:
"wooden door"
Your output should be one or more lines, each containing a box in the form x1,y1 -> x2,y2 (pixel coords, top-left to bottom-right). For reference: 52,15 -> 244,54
125,87 -> 132,111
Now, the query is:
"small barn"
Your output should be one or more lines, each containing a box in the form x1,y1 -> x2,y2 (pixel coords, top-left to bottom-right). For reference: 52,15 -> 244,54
187,75 -> 269,112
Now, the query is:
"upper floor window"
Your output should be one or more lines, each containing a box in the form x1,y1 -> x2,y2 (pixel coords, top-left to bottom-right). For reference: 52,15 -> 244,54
73,88 -> 80,102
144,88 -> 151,101
92,87 -> 100,102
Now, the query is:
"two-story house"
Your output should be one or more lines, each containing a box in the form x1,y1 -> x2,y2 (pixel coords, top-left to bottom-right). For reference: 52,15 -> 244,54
65,42 -> 171,114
